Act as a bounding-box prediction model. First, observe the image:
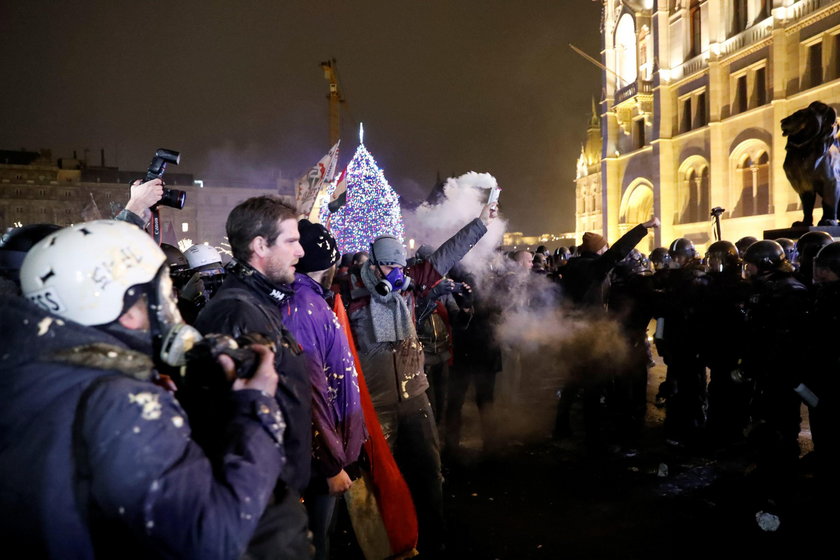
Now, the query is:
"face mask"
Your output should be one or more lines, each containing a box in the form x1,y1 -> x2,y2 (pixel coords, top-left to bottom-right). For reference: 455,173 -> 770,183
374,265 -> 411,296
385,267 -> 407,290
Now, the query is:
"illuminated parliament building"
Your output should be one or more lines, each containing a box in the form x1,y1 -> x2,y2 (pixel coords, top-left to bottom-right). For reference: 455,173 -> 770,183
575,0 -> 840,252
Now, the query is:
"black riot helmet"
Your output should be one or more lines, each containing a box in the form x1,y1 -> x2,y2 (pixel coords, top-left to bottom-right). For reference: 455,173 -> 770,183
775,238 -> 797,263
813,242 -> 840,279
668,238 -> 696,267
0,223 -> 63,285
735,236 -> 758,258
616,248 -> 649,276
743,240 -> 787,272
795,231 -> 833,264
160,242 -> 191,289
705,240 -> 739,273
649,247 -> 672,271
553,246 -> 570,263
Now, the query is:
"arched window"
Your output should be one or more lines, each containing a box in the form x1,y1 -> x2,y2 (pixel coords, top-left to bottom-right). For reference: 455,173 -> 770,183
620,180 -> 655,253
732,151 -> 771,217
615,14 -> 638,89
677,159 -> 710,223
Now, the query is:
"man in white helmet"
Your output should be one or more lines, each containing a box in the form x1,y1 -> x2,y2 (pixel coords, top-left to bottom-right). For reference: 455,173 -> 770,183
0,219 -> 286,560
179,243 -> 227,323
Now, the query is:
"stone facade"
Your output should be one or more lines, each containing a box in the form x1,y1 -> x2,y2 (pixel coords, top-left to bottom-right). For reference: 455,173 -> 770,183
575,0 -> 840,253
0,152 -> 289,255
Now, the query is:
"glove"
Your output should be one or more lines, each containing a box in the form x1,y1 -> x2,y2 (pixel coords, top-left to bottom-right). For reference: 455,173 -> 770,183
428,279 -> 457,300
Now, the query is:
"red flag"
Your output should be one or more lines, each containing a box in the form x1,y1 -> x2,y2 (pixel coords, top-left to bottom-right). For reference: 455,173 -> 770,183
332,294 -> 419,559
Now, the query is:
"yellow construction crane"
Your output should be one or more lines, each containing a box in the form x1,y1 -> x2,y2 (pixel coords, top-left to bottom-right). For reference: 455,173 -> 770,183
320,58 -> 345,147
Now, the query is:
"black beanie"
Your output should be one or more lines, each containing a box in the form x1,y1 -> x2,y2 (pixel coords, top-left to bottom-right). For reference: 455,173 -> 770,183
296,219 -> 341,273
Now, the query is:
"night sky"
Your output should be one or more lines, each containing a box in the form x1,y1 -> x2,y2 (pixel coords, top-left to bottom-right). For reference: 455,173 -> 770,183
0,1 -> 602,234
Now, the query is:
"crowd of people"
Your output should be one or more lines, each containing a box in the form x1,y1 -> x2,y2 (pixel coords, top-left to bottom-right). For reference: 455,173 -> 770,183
0,175 -> 838,557
513,222 -> 839,532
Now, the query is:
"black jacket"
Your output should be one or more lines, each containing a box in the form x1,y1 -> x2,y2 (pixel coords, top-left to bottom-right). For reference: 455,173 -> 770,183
194,265 -> 313,493
562,224 -> 649,309
0,295 -> 284,560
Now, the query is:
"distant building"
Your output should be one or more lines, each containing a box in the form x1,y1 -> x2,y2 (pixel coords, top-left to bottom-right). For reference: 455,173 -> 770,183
501,231 -> 576,252
575,0 -> 840,254
0,149 -> 291,254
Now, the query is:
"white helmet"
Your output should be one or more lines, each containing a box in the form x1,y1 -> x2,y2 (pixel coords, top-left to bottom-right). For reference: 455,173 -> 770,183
184,243 -> 222,270
21,220 -> 166,326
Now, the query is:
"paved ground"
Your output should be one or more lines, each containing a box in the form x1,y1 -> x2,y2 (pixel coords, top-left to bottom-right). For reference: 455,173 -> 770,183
331,355 -> 825,559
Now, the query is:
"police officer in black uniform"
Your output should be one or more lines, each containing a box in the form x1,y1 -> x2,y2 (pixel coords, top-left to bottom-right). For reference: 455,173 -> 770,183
741,240 -> 809,523
794,230 -> 833,290
698,240 -> 750,446
657,238 -> 708,446
607,249 -> 656,448
805,242 -> 840,498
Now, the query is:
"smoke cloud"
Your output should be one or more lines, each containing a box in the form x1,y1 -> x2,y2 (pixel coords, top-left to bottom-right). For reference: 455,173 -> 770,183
402,171 -> 507,274
399,173 -> 640,445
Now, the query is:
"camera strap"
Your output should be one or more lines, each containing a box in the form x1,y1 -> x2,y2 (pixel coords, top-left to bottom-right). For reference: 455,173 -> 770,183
151,208 -> 161,245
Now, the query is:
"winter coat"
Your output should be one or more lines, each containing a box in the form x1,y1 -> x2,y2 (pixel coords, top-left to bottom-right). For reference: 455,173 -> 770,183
0,295 -> 284,560
562,224 -> 649,309
286,272 -> 366,480
194,267 -> 313,493
348,218 -> 487,408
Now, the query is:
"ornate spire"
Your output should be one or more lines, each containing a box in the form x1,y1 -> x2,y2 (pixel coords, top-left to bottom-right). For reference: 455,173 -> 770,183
590,97 -> 600,128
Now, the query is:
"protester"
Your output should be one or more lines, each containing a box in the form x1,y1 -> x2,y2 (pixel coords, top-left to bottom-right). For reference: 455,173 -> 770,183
287,219 -> 365,560
553,217 -> 660,451
346,201 -> 498,556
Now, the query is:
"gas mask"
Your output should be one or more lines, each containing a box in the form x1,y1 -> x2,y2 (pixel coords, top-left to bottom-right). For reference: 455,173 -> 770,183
145,266 -> 203,367
375,265 -> 411,296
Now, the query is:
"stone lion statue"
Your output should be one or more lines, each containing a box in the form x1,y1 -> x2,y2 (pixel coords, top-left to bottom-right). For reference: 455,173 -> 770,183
781,101 -> 840,227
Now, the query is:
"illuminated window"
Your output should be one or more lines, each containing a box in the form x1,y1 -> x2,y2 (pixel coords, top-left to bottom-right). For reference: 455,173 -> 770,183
181,222 -> 189,233
615,13 -> 638,89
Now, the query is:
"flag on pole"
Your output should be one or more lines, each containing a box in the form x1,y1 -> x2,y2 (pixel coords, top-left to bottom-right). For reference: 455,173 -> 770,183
295,140 -> 340,218
313,166 -> 347,224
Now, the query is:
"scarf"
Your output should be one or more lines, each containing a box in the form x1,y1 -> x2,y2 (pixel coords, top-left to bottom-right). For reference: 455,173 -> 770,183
360,262 -> 416,343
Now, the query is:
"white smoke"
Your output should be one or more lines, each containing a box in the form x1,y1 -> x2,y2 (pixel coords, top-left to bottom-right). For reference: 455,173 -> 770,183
402,171 -> 507,273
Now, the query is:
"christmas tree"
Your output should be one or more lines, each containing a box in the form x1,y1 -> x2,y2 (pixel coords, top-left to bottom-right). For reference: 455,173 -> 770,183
328,125 -> 405,254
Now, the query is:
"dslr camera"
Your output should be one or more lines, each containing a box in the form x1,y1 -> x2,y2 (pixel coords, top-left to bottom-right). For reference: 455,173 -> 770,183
181,332 -> 275,393
141,148 -> 187,210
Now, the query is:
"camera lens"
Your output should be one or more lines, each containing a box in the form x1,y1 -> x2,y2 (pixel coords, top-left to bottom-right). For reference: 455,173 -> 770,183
160,188 -> 187,209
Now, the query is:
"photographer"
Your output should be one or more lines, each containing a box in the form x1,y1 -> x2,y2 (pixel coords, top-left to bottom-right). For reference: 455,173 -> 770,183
116,178 -> 165,229
0,220 -> 284,560
194,196 -> 313,559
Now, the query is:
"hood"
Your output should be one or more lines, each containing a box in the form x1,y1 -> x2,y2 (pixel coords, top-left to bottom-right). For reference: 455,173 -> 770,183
0,295 -> 152,377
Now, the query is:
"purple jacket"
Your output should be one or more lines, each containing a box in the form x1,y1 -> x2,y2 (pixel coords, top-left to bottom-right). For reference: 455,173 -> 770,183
285,273 -> 366,479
